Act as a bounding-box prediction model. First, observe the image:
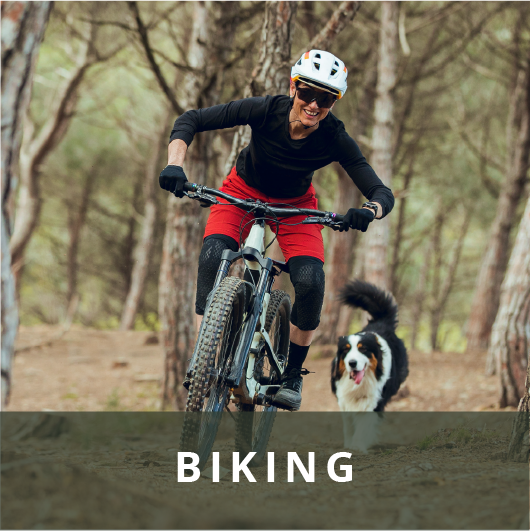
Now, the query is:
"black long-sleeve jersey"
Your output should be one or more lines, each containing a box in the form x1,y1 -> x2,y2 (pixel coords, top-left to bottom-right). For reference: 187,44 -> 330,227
170,95 -> 394,217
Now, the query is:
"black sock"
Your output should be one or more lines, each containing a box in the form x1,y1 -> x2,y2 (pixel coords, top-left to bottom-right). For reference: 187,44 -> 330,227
285,341 -> 310,373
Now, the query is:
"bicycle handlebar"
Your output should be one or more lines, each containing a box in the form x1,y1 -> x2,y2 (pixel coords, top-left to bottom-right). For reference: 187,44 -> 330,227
182,182 -> 345,229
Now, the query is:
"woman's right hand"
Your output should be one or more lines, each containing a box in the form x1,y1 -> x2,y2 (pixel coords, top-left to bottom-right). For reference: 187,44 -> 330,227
159,165 -> 188,197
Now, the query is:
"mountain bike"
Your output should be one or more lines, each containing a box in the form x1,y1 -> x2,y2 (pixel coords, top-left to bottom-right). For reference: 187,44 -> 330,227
178,182 -> 345,470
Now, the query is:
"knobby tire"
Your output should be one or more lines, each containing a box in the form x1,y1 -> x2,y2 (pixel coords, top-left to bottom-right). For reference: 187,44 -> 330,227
179,276 -> 245,470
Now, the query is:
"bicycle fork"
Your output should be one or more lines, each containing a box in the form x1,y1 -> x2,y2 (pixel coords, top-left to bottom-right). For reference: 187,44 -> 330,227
185,227 -> 284,403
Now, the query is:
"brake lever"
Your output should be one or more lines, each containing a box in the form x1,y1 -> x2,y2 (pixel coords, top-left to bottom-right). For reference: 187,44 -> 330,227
185,191 -> 219,207
302,216 -> 325,225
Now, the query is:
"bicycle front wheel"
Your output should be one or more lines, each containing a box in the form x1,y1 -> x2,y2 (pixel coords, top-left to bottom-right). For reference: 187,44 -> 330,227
235,289 -> 291,467
180,276 -> 246,470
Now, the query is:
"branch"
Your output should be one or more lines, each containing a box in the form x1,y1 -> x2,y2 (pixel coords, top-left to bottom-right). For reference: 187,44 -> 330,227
448,118 -> 504,174
437,207 -> 473,314
461,52 -> 508,85
127,1 -> 184,115
406,1 -> 471,35
293,1 -> 361,60
26,41 -> 93,172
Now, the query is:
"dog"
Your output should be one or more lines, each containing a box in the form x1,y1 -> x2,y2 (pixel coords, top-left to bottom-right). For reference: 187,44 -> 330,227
331,280 -> 409,452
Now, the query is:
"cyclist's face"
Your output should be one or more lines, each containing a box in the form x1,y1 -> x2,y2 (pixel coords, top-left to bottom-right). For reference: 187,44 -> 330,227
289,81 -> 336,127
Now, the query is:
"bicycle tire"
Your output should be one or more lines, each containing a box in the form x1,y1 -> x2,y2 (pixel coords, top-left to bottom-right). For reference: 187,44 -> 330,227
179,276 -> 246,470
235,289 -> 291,467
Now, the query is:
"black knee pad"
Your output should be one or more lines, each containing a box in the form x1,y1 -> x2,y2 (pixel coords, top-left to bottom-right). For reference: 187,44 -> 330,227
195,235 -> 238,315
289,256 -> 325,331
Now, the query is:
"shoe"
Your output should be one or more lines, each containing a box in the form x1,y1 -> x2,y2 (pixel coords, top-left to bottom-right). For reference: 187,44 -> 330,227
272,368 -> 309,411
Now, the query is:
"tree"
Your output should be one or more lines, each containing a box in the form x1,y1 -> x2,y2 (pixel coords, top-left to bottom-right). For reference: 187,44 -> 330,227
9,8 -> 121,292
225,1 -> 298,174
119,119 -> 168,330
467,18 -> 530,355
364,1 -> 399,290
489,195 -> 530,408
507,338 -> 529,462
1,1 -> 52,405
138,1 -> 242,409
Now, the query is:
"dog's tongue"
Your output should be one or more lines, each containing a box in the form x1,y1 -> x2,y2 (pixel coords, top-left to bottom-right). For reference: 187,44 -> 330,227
350,368 -> 365,385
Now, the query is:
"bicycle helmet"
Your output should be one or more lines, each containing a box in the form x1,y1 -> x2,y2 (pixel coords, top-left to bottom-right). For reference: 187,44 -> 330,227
291,50 -> 348,99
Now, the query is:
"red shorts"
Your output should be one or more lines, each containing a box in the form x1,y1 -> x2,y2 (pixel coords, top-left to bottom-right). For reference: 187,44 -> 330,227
204,167 -> 324,263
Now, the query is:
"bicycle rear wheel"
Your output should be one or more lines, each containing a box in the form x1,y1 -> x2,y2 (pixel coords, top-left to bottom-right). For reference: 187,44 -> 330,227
235,289 -> 291,467
180,276 -> 246,470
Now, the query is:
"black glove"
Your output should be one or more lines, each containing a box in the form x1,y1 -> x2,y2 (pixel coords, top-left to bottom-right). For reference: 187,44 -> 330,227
159,165 -> 188,198
340,208 -> 375,232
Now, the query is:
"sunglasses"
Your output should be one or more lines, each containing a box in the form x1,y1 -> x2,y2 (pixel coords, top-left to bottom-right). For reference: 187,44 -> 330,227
295,87 -> 337,109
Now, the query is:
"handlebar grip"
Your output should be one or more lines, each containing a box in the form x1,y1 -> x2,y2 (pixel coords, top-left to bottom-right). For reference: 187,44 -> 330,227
183,182 -> 197,192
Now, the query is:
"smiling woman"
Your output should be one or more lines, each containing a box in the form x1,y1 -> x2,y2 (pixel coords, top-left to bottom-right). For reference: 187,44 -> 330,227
288,82 -> 337,137
160,48 -> 394,412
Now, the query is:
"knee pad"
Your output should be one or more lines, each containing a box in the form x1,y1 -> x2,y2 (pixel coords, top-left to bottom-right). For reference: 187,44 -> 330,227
289,256 -> 325,331
195,235 -> 238,315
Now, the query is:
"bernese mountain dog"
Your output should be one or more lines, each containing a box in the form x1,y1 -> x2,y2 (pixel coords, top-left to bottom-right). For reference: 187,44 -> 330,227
331,280 -> 409,452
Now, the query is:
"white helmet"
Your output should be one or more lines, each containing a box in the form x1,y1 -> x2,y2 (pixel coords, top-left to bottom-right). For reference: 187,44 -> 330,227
291,50 -> 348,99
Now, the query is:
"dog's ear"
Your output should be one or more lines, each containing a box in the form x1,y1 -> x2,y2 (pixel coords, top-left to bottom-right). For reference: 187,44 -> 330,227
331,354 -> 346,382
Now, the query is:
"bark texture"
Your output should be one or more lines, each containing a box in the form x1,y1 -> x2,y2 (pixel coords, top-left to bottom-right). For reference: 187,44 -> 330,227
159,1 -> 240,410
293,1 -> 361,59
1,1 -> 51,405
489,195 -> 530,408
225,1 -> 297,175
120,121 -> 167,330
467,55 -> 530,355
364,2 -> 398,290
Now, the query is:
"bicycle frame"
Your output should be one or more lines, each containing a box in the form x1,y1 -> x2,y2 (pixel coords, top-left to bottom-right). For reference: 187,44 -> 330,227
185,217 -> 286,406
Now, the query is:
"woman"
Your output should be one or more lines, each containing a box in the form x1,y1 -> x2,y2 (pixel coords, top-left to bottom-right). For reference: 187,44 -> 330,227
159,50 -> 394,411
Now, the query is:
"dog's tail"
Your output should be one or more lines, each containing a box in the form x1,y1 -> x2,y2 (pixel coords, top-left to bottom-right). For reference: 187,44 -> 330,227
339,279 -> 398,329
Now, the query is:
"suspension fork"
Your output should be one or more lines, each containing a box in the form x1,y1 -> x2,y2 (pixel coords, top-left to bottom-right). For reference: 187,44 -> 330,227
227,262 -> 273,388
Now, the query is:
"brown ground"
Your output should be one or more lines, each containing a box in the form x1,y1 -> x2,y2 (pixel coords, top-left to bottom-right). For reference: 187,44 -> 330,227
7,325 -> 506,412
3,327 -> 527,530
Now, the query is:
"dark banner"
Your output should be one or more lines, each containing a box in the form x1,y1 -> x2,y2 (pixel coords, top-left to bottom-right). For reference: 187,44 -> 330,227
1,412 -> 528,529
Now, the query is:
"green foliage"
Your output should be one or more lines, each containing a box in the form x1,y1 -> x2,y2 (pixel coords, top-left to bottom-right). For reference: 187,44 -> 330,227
17,1 -> 529,353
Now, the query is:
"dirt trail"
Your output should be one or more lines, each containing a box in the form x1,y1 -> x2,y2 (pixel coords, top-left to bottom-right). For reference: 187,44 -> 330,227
7,325 -> 504,412
1,416 -> 527,529
3,327 -> 526,529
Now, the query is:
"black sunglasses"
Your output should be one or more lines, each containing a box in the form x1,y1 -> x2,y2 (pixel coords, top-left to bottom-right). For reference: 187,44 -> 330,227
295,87 -> 337,109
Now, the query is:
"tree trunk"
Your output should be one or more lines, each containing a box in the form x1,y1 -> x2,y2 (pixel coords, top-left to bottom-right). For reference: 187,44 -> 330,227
66,172 -> 94,307
1,1 -> 52,405
467,55 -> 530,355
410,243 -> 431,350
316,49 -> 377,344
9,18 -> 99,290
316,164 -> 360,344
120,122 -> 166,330
225,1 -> 297,175
430,208 -> 472,351
507,344 -> 529,462
364,1 -> 398,290
489,195 -> 530,408
159,1 -> 240,410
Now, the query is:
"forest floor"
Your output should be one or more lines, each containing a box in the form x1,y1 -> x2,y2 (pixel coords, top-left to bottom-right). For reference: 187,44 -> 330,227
7,324 -> 510,412
3,326 -> 527,529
